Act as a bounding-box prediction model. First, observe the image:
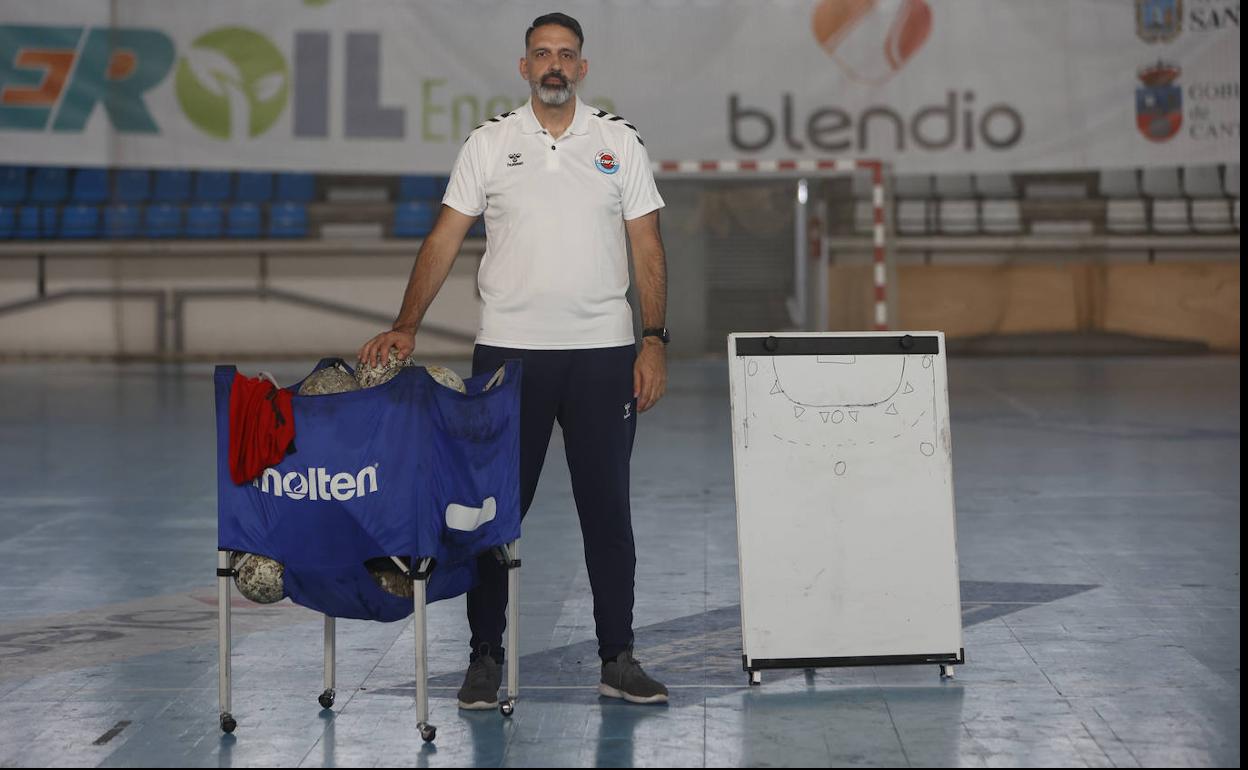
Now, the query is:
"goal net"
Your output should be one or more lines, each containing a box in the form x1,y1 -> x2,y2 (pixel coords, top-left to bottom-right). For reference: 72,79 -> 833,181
650,159 -> 895,354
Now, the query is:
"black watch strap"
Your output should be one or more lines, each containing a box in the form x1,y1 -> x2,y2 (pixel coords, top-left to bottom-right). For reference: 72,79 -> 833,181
642,327 -> 670,344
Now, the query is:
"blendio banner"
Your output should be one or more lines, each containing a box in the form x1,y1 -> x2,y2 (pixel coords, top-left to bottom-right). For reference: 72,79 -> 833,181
0,0 -> 1239,173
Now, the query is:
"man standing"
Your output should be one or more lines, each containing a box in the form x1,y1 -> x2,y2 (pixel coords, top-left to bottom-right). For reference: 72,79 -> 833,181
358,12 -> 670,707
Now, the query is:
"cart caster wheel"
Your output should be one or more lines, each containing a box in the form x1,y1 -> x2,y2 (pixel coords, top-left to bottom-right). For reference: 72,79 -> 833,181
748,671 -> 762,686
220,713 -> 237,733
418,723 -> 437,743
939,665 -> 955,680
318,689 -> 335,709
500,699 -> 515,717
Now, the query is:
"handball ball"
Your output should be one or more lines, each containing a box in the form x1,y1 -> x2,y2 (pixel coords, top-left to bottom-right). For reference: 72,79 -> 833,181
233,552 -> 286,604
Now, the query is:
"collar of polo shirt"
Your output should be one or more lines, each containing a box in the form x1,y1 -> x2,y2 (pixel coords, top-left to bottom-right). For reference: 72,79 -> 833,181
518,98 -> 593,137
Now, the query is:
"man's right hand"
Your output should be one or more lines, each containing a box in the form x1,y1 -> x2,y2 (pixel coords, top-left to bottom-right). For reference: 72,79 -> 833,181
358,329 -> 416,367
356,206 -> 476,368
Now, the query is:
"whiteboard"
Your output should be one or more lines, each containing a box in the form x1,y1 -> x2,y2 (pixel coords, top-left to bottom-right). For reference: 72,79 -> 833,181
728,332 -> 963,670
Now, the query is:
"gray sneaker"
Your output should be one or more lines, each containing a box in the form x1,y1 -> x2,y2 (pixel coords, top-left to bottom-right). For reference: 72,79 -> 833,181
457,651 -> 502,710
599,650 -> 669,704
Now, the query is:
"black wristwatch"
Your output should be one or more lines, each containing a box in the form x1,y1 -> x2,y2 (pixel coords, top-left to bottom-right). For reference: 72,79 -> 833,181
642,327 -> 670,345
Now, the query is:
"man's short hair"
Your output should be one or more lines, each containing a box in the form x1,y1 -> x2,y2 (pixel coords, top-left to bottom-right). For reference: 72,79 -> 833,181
526,12 -> 584,50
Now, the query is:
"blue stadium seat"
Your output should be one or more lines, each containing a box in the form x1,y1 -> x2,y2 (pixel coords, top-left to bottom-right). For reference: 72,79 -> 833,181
115,170 -> 151,203
15,206 -> 43,239
399,175 -> 446,201
0,167 -> 27,204
235,172 -> 273,202
104,204 -> 141,238
143,203 -> 183,238
393,201 -> 437,237
194,171 -> 232,202
152,170 -> 191,202
0,205 -> 15,238
275,172 -> 316,202
59,205 -> 101,238
186,203 -> 224,238
41,206 -> 59,237
226,203 -> 262,238
267,202 -> 308,238
71,168 -> 109,203
30,167 -> 70,204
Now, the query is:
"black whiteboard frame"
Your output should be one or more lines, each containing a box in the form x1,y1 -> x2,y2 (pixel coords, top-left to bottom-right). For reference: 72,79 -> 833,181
733,334 -> 941,357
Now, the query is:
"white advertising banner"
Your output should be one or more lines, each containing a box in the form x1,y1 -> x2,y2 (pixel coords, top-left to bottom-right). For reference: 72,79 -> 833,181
0,0 -> 1239,173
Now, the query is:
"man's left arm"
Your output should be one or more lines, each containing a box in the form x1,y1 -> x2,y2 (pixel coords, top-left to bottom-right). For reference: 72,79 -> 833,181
626,210 -> 667,412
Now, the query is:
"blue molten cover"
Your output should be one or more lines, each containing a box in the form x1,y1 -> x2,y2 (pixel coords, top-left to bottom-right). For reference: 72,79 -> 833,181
215,359 -> 520,621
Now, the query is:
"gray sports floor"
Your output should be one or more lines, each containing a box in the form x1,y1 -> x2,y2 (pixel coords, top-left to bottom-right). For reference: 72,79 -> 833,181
0,355 -> 1239,767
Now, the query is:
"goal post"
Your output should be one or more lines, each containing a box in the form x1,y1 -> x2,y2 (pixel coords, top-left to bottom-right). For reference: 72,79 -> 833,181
650,158 -> 895,333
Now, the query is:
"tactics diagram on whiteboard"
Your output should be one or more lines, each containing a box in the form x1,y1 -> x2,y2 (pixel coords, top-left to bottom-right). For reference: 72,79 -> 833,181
739,352 -> 944,475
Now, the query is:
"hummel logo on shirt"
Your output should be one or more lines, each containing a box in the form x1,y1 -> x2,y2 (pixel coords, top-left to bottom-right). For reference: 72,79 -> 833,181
507,153 -> 523,167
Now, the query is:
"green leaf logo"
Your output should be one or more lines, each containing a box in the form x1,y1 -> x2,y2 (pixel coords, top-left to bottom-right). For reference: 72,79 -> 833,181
175,27 -> 289,140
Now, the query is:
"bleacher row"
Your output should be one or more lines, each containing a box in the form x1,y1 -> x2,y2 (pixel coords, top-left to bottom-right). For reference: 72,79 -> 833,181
853,164 -> 1240,235
0,167 -> 454,240
2,164 -> 1240,240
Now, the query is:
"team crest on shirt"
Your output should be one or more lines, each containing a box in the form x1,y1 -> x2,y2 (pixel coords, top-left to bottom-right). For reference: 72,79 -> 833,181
594,149 -> 620,175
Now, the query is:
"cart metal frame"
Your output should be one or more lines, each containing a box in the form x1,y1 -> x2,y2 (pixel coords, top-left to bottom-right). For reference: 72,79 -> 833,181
216,540 -> 521,742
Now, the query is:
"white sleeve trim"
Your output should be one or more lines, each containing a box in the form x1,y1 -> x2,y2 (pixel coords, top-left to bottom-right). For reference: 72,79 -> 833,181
441,196 -> 484,218
623,199 -> 665,221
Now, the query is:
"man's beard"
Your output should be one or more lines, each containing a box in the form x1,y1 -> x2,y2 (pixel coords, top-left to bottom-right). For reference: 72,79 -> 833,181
535,72 -> 574,106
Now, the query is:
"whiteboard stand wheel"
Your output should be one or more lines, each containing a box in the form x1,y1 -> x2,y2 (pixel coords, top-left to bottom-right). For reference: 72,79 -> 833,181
939,665 -> 955,680
748,671 -> 762,686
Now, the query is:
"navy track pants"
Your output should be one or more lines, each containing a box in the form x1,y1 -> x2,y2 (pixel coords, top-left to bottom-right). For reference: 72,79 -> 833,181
468,344 -> 638,663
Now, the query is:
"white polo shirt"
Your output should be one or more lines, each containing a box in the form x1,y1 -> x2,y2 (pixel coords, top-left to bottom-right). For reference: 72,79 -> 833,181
442,98 -> 665,350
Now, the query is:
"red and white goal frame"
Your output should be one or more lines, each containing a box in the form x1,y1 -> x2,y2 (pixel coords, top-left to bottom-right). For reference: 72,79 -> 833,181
651,158 -> 893,331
